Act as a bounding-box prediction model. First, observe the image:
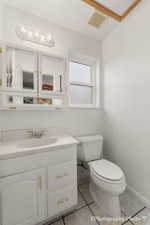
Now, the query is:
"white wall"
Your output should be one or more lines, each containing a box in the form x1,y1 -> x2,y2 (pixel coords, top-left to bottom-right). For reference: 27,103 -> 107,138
0,4 -> 2,39
102,0 -> 150,202
0,4 -> 102,136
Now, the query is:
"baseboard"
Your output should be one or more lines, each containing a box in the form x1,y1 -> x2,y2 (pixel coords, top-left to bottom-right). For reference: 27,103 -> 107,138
78,177 -> 89,185
127,185 -> 150,209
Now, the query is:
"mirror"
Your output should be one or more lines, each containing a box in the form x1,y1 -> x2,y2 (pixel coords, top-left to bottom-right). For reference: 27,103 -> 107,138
22,71 -> 34,90
0,43 -> 65,110
5,46 -> 37,91
42,74 -> 53,91
39,54 -> 64,93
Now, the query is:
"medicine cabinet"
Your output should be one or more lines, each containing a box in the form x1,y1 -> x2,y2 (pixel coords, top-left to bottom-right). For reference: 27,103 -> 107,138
0,42 -> 66,110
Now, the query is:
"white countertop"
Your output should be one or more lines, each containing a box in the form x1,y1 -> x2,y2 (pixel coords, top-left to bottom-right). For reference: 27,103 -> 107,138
0,135 -> 79,160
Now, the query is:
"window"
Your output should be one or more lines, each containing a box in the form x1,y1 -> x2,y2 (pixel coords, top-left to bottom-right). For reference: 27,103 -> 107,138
69,60 -> 97,108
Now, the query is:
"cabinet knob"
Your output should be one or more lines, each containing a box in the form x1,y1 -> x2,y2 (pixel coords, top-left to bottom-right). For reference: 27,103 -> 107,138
56,173 -> 69,179
9,106 -> 16,110
57,197 -> 69,205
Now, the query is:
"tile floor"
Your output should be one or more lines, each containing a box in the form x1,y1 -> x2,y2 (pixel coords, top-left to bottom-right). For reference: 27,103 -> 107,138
47,182 -> 150,225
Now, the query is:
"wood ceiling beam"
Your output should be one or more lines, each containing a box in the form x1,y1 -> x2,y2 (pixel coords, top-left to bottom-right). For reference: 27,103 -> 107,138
121,0 -> 141,20
82,0 -> 141,22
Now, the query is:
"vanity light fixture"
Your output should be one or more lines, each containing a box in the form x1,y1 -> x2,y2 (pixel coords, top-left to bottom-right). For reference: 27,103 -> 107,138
16,26 -> 55,47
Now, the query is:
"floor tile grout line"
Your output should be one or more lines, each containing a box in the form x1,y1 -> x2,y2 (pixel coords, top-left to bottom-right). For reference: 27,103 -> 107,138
125,207 -> 146,225
62,217 -> 66,225
76,204 -> 89,212
130,207 -> 146,219
78,181 -> 90,187
62,189 -> 94,222
78,188 -> 100,225
87,203 -> 100,225
128,219 -> 135,225
122,207 -> 146,225
88,201 -> 95,206
78,188 -> 94,207
47,216 -> 63,225
121,210 -> 132,224
62,210 -> 76,219
122,219 -> 134,225
62,204 -> 88,220
78,188 -> 90,206
121,210 -> 128,217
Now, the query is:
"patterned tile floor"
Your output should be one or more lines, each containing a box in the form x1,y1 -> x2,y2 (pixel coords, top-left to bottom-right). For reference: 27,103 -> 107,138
47,182 -> 150,225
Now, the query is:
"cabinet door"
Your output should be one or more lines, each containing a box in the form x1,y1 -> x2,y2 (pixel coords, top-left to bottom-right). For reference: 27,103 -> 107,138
0,44 -> 5,90
4,46 -> 37,93
38,53 -> 65,94
0,169 -> 47,225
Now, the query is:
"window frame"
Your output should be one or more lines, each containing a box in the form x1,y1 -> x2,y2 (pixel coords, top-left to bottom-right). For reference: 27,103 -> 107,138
68,59 -> 97,109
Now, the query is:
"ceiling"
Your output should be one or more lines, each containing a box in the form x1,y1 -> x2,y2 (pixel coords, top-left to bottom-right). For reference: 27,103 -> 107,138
0,0 -> 137,40
95,0 -> 136,15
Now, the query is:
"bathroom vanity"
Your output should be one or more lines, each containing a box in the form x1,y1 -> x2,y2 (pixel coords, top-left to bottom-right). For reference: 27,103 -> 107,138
0,136 -> 78,225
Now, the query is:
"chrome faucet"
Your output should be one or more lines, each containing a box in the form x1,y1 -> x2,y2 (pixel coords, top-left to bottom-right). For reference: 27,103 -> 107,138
27,128 -> 48,138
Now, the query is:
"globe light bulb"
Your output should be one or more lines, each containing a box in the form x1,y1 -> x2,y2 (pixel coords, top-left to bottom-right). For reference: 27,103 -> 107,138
47,35 -> 52,41
35,31 -> 39,37
21,27 -> 26,33
41,35 -> 45,41
28,31 -> 33,38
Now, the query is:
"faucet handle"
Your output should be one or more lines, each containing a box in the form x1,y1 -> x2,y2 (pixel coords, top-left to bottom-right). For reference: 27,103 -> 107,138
26,128 -> 48,138
26,129 -> 34,137
40,128 -> 48,136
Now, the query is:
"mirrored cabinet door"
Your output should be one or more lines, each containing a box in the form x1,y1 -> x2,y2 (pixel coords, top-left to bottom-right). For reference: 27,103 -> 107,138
0,42 -> 66,110
39,54 -> 65,94
0,44 -> 5,89
0,47 -> 2,88
5,46 -> 37,92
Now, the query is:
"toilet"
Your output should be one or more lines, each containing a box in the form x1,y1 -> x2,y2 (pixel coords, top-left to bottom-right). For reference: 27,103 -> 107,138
77,134 -> 127,217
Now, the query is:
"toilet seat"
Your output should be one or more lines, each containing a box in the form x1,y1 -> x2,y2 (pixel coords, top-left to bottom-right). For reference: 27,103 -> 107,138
89,159 -> 124,182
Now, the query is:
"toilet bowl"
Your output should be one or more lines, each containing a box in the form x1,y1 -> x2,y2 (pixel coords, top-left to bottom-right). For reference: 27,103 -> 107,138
89,159 -> 126,217
77,135 -> 127,217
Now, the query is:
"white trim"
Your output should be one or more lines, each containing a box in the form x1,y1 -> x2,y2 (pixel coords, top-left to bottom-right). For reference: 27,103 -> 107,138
69,51 -> 97,66
127,185 -> 150,209
69,104 -> 100,110
70,81 -> 93,87
0,104 -> 63,111
68,59 -> 97,107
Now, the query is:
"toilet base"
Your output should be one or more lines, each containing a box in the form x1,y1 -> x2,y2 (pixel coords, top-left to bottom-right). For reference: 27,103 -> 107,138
90,181 -> 121,218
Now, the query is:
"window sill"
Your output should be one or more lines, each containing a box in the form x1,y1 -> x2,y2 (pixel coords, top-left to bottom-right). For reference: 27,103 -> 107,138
68,105 -> 101,110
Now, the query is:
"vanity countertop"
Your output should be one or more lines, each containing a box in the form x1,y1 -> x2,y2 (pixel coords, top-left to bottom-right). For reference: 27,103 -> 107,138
0,135 -> 78,160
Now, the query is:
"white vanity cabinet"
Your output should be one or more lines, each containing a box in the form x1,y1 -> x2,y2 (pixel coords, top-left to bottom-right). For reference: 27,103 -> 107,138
0,144 -> 77,225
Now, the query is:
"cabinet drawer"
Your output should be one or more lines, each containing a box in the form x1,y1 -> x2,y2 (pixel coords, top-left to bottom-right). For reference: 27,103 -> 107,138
48,162 -> 77,191
48,185 -> 77,217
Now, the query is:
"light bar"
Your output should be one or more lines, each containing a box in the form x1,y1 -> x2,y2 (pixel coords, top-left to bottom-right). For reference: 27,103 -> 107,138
16,26 -> 55,47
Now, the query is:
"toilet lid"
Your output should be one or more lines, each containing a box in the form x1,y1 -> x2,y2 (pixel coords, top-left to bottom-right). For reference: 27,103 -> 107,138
90,159 -> 124,181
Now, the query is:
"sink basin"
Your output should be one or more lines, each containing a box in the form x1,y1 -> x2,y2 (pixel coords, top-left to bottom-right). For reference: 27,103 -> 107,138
17,137 -> 58,149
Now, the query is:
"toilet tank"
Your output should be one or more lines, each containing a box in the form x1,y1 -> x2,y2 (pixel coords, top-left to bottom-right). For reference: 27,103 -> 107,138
76,135 -> 104,162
